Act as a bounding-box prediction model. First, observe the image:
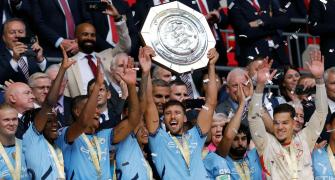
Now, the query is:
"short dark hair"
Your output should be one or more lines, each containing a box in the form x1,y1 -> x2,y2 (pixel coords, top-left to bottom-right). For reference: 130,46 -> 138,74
238,124 -> 251,144
152,79 -> 169,88
163,100 -> 186,114
71,95 -> 88,119
169,79 -> 186,87
86,78 -> 109,95
273,103 -> 296,119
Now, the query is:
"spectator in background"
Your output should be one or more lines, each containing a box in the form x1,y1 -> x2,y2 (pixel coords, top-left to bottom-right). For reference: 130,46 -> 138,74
94,0 -> 132,69
216,68 -> 253,127
4,82 -> 35,138
28,72 -> 51,108
31,0 -> 91,57
206,113 -> 228,153
64,22 -> 108,97
228,0 -> 290,67
107,52 -> 129,117
90,0 -> 137,57
45,64 -> 73,127
278,66 -> 300,103
152,65 -> 173,83
287,101 -> 305,134
0,18 -> 47,84
178,0 -> 229,66
309,0 -> 335,69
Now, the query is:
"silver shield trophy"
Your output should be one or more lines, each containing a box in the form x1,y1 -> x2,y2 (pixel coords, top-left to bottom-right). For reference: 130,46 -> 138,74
141,1 -> 216,74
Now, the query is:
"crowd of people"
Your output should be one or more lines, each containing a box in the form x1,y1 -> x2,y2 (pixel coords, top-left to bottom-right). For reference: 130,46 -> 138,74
0,0 -> 335,179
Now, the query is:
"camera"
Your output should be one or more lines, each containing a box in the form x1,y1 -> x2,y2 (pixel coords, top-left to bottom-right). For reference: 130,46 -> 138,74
86,1 -> 108,11
295,85 -> 316,95
183,99 -> 205,109
18,36 -> 37,57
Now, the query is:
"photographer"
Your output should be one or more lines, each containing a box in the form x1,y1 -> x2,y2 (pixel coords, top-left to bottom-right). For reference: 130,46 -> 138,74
0,18 -> 47,84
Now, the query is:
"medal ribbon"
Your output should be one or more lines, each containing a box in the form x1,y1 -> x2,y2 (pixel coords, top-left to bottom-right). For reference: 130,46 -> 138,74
233,161 -> 250,180
81,134 -> 102,177
0,138 -> 21,180
170,133 -> 191,167
327,145 -> 335,175
46,141 -> 65,179
282,143 -> 298,179
144,159 -> 153,180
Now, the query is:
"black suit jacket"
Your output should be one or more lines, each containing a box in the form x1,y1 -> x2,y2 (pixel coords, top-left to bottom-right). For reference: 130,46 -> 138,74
132,0 -> 155,31
309,0 -> 335,69
31,0 -> 91,57
175,0 -> 229,65
0,43 -> 46,84
88,0 -> 139,57
228,0 -> 290,67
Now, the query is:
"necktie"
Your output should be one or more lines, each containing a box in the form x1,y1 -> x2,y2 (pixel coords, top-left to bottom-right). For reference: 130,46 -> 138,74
17,57 -> 29,81
198,0 -> 208,15
251,0 -> 260,12
108,15 -> 119,44
86,55 -> 97,78
58,0 -> 75,39
100,114 -> 106,123
180,74 -> 194,98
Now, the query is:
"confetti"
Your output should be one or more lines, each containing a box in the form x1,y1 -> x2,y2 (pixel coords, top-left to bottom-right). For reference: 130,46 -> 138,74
171,75 -> 176,81
228,2 -> 235,9
330,49 -> 334,53
274,44 -> 280,49
308,96 -> 313,101
248,56 -> 254,60
239,34 -> 248,38
313,22 -> 318,26
202,105 -> 209,111
214,23 -> 218,29
132,68 -> 140,71
279,8 -> 287,13
255,47 -> 259,55
151,153 -> 158,157
232,128 -> 238,134
267,92 -> 273,99
319,0 -> 327,4
226,46 -> 233,53
203,79 -> 210,83
285,2 -> 291,8
291,34 -> 298,39
273,72 -> 281,79
243,79 -> 250,86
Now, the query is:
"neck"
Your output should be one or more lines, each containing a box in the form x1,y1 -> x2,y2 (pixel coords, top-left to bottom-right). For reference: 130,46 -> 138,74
99,104 -> 108,112
45,136 -> 54,145
0,134 -> 15,146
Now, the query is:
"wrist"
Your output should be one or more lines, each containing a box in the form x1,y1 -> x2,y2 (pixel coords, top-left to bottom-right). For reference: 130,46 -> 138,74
316,77 -> 324,84
114,15 -> 123,22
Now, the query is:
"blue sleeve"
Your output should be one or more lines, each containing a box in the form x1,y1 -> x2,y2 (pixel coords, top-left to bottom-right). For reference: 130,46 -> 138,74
203,153 -> 231,179
191,125 -> 207,145
22,124 -> 43,147
55,127 -> 70,151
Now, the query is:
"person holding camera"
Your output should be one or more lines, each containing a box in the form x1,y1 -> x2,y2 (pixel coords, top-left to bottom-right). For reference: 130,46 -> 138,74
0,18 -> 47,84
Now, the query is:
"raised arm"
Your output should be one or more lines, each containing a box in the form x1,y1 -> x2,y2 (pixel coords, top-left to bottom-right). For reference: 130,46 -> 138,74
301,50 -> 328,150
142,47 -> 160,134
138,46 -> 154,114
197,48 -> 218,135
112,57 -> 141,143
248,59 -> 277,155
217,80 -> 250,157
66,61 -> 104,143
34,46 -> 75,132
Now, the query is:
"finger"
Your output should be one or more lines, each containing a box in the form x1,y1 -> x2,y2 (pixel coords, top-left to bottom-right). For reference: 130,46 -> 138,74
60,45 -> 68,59
269,69 -> 277,80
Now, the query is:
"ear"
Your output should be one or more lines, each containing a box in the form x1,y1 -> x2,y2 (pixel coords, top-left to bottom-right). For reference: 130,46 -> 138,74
8,94 -> 16,104
183,115 -> 187,123
107,90 -> 111,100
